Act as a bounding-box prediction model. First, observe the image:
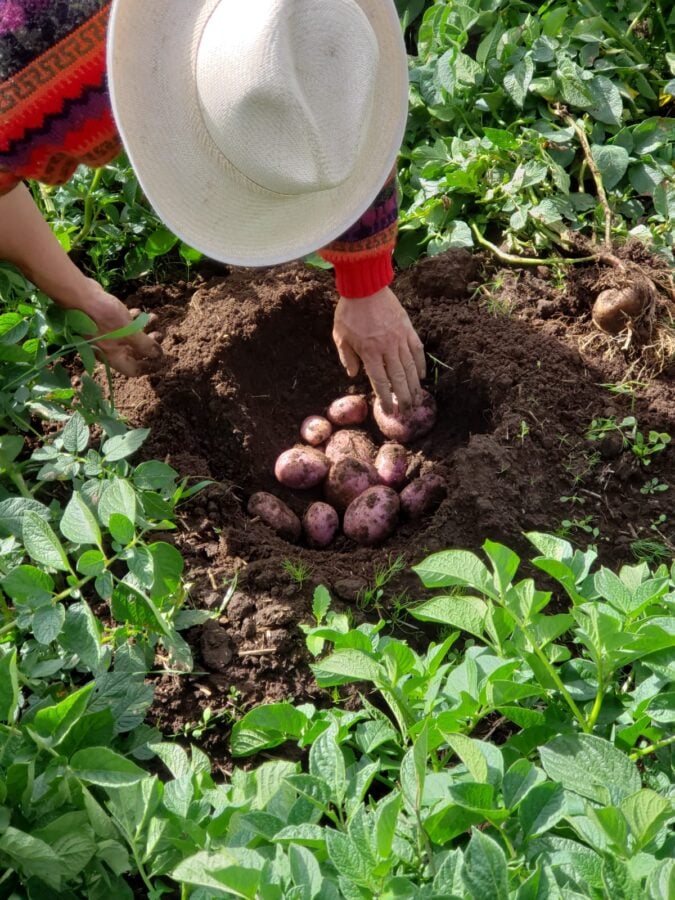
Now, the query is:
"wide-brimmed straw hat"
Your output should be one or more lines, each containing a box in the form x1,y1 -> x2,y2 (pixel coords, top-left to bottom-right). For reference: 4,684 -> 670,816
107,0 -> 408,266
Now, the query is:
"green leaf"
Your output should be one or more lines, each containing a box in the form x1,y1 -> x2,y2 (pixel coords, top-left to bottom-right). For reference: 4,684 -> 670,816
461,829 -> 509,900
326,830 -> 372,887
587,76 -> 623,127
132,460 -> 178,491
290,843 -> 323,899
602,856 -> 640,900
61,412 -> 90,453
145,227 -> 178,258
76,549 -> 106,576
61,602 -> 105,671
540,734 -> 641,805
230,703 -> 309,756
31,683 -> 94,747
0,649 -> 19,723
410,594 -> 487,637
374,792 -> 402,861
620,789 -> 673,850
33,603 -> 65,644
519,781 -> 566,838
109,513 -> 135,546
312,584 -> 331,623
60,491 -> 102,547
591,145 -> 630,191
2,564 -> 54,603
98,478 -> 137,526
0,827 -> 62,888
309,724 -> 346,804
23,511 -> 70,571
69,747 -> 146,786
311,649 -> 382,686
503,56 -> 534,108
171,849 -> 263,898
443,733 -> 488,783
502,759 -> 545,809
0,434 -> 24,468
102,428 -> 150,462
413,550 -> 495,595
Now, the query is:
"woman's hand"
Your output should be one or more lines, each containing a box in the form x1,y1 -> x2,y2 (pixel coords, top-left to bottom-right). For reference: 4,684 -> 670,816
333,286 -> 425,413
69,280 -> 163,376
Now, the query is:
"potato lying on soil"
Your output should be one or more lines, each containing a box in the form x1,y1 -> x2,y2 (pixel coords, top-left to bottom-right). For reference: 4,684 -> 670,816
300,415 -> 332,446
374,442 -> 408,488
373,390 -> 437,444
325,456 -> 380,510
400,474 -> 446,520
303,501 -> 339,548
325,429 -> 376,463
247,492 -> 301,542
344,485 -> 400,546
275,446 -> 330,489
592,282 -> 652,335
327,394 -> 368,426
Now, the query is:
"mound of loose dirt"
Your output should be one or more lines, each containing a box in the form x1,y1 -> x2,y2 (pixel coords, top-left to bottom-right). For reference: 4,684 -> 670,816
112,251 -> 675,768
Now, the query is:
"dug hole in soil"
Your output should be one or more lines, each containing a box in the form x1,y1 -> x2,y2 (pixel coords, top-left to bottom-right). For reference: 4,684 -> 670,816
113,249 -> 675,769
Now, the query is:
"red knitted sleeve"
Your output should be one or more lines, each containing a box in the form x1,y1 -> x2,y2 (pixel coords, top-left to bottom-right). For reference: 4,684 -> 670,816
319,169 -> 398,299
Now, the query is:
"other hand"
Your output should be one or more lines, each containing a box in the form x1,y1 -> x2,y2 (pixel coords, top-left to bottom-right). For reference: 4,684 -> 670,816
333,286 -> 425,413
70,280 -> 164,376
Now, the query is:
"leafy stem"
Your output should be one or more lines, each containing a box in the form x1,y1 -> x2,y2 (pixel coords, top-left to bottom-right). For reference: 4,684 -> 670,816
629,734 -> 675,760
71,167 -> 104,249
470,223 -> 597,267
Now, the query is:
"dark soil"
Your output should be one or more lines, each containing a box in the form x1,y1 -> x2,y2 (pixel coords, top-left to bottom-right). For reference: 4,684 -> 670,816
112,249 -> 675,770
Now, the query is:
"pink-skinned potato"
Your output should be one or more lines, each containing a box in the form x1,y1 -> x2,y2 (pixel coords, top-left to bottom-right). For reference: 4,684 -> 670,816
247,492 -> 301,542
275,446 -> 330,489
300,415 -> 332,447
325,429 -> 376,464
327,395 -> 368,426
344,485 -> 400,546
373,390 -> 437,444
400,474 -> 446,520
303,502 -> 339,548
375,442 -> 408,488
325,456 -> 380,510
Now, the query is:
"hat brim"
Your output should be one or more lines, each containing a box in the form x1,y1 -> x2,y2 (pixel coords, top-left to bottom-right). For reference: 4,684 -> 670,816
107,0 -> 409,267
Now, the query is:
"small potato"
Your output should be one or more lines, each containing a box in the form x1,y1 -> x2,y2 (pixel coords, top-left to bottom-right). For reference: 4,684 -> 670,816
375,443 -> 408,488
327,395 -> 368,426
325,456 -> 380,510
275,446 -> 330,490
247,492 -> 301,542
592,283 -> 652,335
325,429 -> 376,464
400,474 -> 446,520
303,502 -> 339,548
373,390 -> 437,444
300,415 -> 332,447
344,486 -> 400,546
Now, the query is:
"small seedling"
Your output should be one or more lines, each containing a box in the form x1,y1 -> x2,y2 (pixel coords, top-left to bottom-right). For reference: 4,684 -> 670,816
358,554 -> 406,611
587,415 -> 671,467
557,515 -> 599,541
630,539 -> 672,566
640,478 -> 669,496
282,558 -> 313,586
518,420 -> 530,444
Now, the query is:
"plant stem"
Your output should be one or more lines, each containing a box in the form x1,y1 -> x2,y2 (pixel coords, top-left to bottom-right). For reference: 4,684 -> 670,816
576,0 -> 648,66
470,223 -> 597,267
7,469 -> 33,499
654,0 -> 675,53
630,734 -> 675,760
559,112 -> 612,249
0,620 -> 17,637
586,676 -> 604,730
71,167 -> 103,249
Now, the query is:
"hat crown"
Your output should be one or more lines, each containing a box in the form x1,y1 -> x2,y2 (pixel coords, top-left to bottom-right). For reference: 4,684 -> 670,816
196,0 -> 379,196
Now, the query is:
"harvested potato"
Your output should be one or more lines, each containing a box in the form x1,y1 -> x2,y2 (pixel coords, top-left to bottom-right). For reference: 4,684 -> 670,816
325,456 -> 380,510
400,474 -> 446,520
303,501 -> 339,548
327,394 -> 368,426
325,429 -> 376,463
373,390 -> 437,444
592,282 -> 652,335
247,492 -> 301,541
300,415 -> 332,447
375,442 -> 408,488
344,486 -> 400,546
275,446 -> 330,489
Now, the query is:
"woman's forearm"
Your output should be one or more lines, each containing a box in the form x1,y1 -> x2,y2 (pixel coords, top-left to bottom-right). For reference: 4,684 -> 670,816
0,182 -> 91,307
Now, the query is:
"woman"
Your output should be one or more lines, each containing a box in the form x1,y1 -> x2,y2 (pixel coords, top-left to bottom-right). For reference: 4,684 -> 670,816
0,0 -> 425,412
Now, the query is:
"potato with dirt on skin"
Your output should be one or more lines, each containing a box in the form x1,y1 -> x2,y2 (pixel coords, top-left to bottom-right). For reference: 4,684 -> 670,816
247,492 -> 301,542
373,390 -> 437,444
324,429 -> 376,464
374,442 -> 408,488
275,446 -> 330,489
325,456 -> 381,510
300,415 -> 332,447
327,394 -> 368,426
400,474 -> 446,520
344,485 -> 400,546
592,281 -> 653,335
303,502 -> 339,548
